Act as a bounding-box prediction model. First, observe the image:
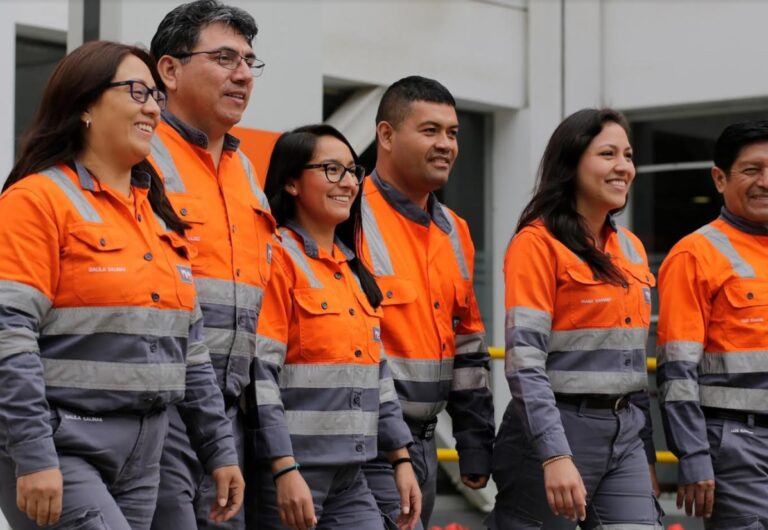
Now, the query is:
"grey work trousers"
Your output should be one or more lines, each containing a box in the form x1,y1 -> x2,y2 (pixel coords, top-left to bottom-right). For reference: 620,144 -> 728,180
0,406 -> 167,530
486,400 -> 663,530
151,403 -> 244,530
705,417 -> 768,530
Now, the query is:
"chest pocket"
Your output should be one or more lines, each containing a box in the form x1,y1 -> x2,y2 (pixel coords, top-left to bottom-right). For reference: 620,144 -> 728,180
376,277 -> 418,356
171,195 -> 207,265
159,231 -> 197,310
713,279 -> 768,349
564,264 -> 620,328
64,224 -> 130,305
293,288 -> 347,362
624,264 -> 655,325
251,204 -> 275,286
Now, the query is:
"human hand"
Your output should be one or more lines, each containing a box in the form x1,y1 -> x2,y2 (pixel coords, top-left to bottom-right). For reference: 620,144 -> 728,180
16,467 -> 63,527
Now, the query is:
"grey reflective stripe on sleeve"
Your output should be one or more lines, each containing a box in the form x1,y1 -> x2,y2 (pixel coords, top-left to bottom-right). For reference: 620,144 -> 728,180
451,366 -> 489,391
237,150 -> 270,211
40,307 -> 190,337
593,524 -> 663,530
506,306 -> 552,335
255,379 -> 282,405
387,357 -> 454,382
186,341 -> 211,366
204,328 -> 254,357
255,334 -> 287,366
400,400 -> 447,420
379,376 -> 398,403
657,340 -> 703,364
360,194 -> 394,276
40,167 -> 102,222
280,230 -> 322,287
285,410 -> 378,436
506,345 -> 547,371
0,280 -> 52,320
195,278 -> 263,310
439,204 -> 470,280
0,328 -> 39,358
696,224 -> 756,278
616,227 -> 643,264
455,332 -> 487,355
699,350 -> 768,374
192,300 -> 203,322
548,370 -> 647,394
279,363 -> 379,389
548,327 -> 648,352
700,385 -> 768,411
43,358 -> 186,391
150,136 -> 186,192
658,378 -> 699,403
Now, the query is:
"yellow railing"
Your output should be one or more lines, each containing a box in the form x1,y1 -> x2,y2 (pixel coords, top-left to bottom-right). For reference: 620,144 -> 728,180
436,347 -> 678,464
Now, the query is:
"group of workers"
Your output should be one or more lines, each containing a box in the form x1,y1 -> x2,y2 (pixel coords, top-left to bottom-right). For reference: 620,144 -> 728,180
0,1 -> 764,530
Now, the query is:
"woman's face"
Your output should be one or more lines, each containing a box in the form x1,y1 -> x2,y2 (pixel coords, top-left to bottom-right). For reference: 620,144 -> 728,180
289,135 -> 360,233
82,54 -> 162,169
575,121 -> 635,218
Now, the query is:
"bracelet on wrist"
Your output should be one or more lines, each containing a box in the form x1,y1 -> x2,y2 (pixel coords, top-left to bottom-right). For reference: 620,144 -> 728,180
391,457 -> 412,469
542,455 -> 572,468
272,462 -> 300,482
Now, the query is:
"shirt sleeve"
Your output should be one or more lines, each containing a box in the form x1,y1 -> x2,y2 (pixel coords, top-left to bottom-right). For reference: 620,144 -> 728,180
377,348 -> 413,452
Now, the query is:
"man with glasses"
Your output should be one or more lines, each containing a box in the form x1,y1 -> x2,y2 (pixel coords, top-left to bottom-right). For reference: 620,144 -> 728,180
148,1 -> 274,529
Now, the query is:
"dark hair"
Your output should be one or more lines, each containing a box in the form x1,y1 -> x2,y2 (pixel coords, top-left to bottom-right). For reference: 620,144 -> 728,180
714,120 -> 768,174
375,75 -> 456,127
150,0 -> 258,61
516,108 -> 631,285
265,124 -> 383,308
5,41 -> 188,235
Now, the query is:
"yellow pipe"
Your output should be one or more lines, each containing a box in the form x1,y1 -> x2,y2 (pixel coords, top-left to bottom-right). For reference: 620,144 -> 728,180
436,448 -> 678,464
488,346 -> 658,373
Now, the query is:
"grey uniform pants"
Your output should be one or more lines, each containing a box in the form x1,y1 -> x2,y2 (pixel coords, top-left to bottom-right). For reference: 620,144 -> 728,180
0,406 -> 167,530
704,417 -> 768,530
486,400 -> 663,530
151,403 -> 244,530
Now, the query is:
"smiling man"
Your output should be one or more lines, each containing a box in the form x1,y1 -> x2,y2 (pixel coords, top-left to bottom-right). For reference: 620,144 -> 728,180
147,2 -> 276,529
359,76 -> 495,529
657,121 -> 768,529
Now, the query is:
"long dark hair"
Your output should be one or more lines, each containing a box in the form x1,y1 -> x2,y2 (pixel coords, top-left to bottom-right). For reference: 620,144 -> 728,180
5,41 -> 187,235
265,124 -> 383,308
516,108 -> 630,285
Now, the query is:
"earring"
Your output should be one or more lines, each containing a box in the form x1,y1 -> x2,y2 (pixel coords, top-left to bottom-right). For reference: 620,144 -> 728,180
85,119 -> 92,129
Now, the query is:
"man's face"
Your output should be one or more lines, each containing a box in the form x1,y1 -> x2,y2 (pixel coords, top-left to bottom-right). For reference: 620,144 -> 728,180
713,140 -> 768,223
169,22 -> 254,136
386,101 -> 459,197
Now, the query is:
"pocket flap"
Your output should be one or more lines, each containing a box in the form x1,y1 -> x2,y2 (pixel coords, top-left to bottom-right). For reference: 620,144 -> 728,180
68,224 -> 127,251
377,277 -> 418,306
565,264 -> 603,285
161,231 -> 198,260
625,264 -> 656,287
172,196 -> 207,224
723,279 -> 768,308
293,288 -> 342,315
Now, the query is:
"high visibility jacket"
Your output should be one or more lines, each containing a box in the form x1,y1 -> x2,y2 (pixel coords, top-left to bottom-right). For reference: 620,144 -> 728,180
252,223 -> 412,465
504,219 -> 656,462
657,207 -> 768,485
359,171 -> 494,476
149,113 -> 276,401
0,162 -> 235,477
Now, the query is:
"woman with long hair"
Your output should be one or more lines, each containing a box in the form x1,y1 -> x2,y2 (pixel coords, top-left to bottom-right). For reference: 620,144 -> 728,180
0,41 -> 242,529
249,124 -> 421,530
487,108 -> 663,529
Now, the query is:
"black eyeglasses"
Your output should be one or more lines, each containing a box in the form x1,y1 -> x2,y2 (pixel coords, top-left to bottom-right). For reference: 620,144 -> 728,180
304,162 -> 366,184
172,48 -> 265,77
106,80 -> 167,110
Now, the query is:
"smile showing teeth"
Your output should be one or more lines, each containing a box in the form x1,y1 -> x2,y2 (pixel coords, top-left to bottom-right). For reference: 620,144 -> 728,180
330,196 -> 350,203
606,179 -> 626,188
136,123 -> 153,133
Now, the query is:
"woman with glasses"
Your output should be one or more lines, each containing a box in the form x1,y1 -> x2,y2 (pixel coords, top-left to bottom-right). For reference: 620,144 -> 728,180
248,124 -> 421,530
0,41 -> 242,529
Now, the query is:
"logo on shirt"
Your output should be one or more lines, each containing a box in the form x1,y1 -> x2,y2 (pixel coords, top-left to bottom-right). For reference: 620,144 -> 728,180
643,287 -> 652,304
176,264 -> 193,284
266,243 -> 273,265
373,327 -> 381,343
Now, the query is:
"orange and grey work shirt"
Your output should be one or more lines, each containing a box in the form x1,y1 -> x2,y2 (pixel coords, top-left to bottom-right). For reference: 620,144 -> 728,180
504,219 -> 656,463
359,171 -> 494,476
149,112 -> 276,401
252,223 -> 412,465
657,208 -> 768,484
0,162 -> 236,477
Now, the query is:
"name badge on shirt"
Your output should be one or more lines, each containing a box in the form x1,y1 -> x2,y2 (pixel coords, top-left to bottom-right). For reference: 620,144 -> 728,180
373,327 -> 381,343
177,264 -> 193,284
643,287 -> 651,304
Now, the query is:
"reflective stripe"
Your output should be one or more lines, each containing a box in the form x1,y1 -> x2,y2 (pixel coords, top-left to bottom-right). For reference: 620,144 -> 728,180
237,150 -> 270,211
380,376 -> 398,403
186,341 -> 211,366
285,410 -> 378,436
40,167 -> 102,222
616,227 -> 643,264
151,136 -> 186,192
255,334 -> 286,366
255,379 -> 282,406
192,301 -> 203,323
280,230 -> 322,288
439,204 -> 469,280
387,357 -> 453,382
506,306 -> 552,335
659,378 -> 699,403
548,370 -> 647,394
696,224 -> 755,278
0,280 -> 52,320
594,525 -> 662,530
204,328 -> 254,357
455,332 -> 487,355
0,328 -> 38,358
400,400 -> 446,420
40,306 -> 190,337
43,358 -> 185,391
506,345 -> 547,371
700,385 -> 768,411
361,194 -> 394,276
548,327 -> 647,352
195,278 -> 263,310
279,363 -> 379,389
700,350 -> 768,374
657,340 -> 703,364
451,366 -> 489,391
